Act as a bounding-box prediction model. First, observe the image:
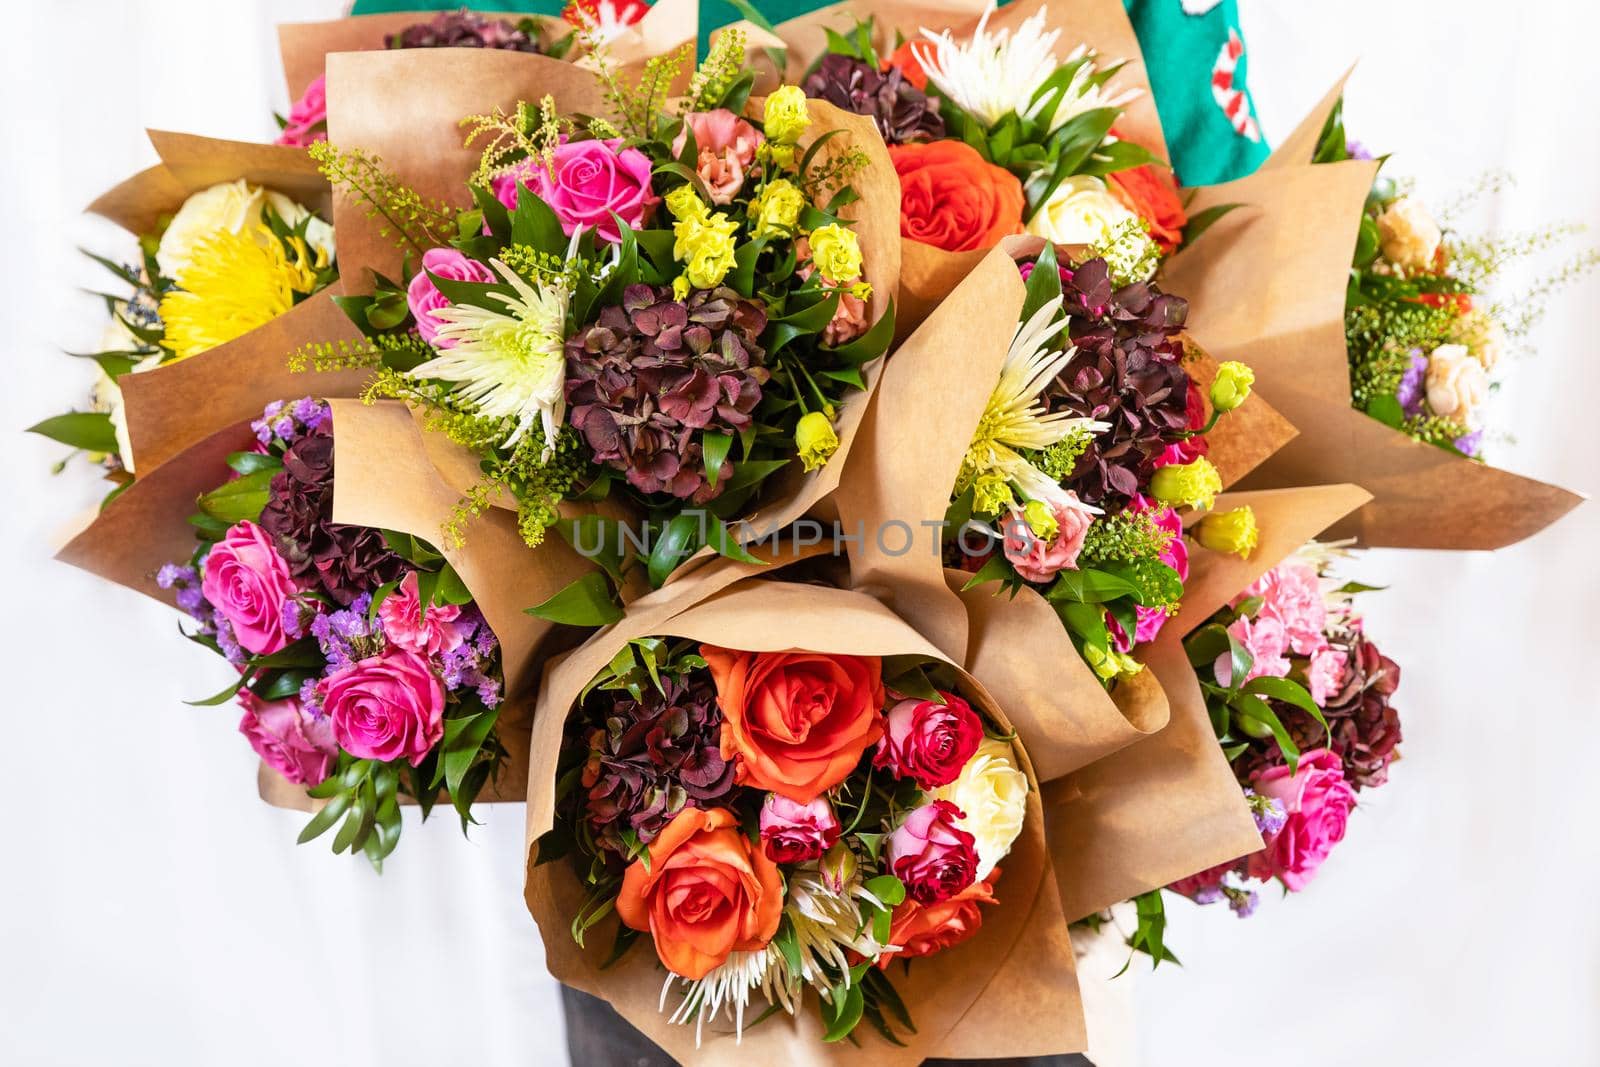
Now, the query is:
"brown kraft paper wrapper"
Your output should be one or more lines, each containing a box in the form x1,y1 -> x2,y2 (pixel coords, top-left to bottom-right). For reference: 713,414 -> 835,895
277,0 -> 698,100
90,132 -> 369,473
524,578 -> 1084,1062
1165,156 -> 1584,547
1044,482 -> 1372,921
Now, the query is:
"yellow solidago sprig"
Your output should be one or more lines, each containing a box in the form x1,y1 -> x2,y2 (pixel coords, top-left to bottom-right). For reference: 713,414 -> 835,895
159,222 -> 325,360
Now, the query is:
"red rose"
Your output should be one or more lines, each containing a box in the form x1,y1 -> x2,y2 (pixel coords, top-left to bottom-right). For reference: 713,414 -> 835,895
887,799 -> 979,904
872,692 -> 983,789
889,141 -> 1025,253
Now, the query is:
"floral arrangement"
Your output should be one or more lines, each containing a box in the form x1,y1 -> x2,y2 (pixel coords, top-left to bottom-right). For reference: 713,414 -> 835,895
951,243 -> 1254,687
537,637 -> 1028,1043
306,34 -> 892,591
1313,100 -> 1597,459
804,5 -> 1185,267
29,181 -> 336,481
157,398 -> 507,868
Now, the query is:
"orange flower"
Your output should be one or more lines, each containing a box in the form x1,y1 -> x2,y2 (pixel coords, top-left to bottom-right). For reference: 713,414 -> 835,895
883,39 -> 930,91
889,141 -> 1025,253
876,868 -> 1001,968
1107,163 -> 1187,254
615,807 -> 784,980
702,646 -> 886,802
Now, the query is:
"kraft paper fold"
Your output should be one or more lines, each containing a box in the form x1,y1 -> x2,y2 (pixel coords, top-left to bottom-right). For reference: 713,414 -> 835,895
1260,65 -> 1355,171
1167,158 -> 1584,547
119,289 -> 369,475
278,0 -> 698,100
524,579 -> 1079,1063
145,129 -> 331,219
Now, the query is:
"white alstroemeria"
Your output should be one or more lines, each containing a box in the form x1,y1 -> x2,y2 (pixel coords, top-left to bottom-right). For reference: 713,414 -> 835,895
1027,44 -> 1142,134
408,260 -> 570,455
916,4 -> 1064,127
961,296 -> 1110,512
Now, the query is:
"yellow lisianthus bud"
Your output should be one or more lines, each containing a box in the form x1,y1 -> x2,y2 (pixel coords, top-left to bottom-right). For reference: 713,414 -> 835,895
749,178 -> 806,239
1209,361 -> 1255,413
807,223 -> 863,285
665,184 -> 708,222
1194,506 -> 1259,559
672,210 -> 740,289
1084,642 -> 1143,682
763,85 -> 810,145
671,275 -> 691,301
1021,499 -> 1058,542
795,410 -> 839,472
1149,456 -> 1222,510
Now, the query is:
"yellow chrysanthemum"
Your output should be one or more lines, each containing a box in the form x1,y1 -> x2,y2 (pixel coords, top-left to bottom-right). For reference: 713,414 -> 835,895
159,229 -> 319,360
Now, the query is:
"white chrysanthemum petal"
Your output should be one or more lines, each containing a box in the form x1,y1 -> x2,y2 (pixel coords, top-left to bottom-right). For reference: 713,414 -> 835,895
916,5 -> 1063,127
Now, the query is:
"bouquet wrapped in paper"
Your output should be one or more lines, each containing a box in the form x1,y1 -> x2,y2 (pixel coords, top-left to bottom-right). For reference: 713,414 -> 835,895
55,395 -> 597,865
524,570 -> 1093,1062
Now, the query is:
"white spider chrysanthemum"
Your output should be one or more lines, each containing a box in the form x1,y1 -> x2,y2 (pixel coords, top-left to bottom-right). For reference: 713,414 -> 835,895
960,296 -> 1109,513
1030,43 -> 1142,134
915,5 -> 1063,127
408,259 -> 569,455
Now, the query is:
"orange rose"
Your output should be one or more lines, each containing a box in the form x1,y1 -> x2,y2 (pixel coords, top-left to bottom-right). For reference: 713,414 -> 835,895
615,807 -> 784,980
876,868 -> 1001,968
702,646 -> 886,802
889,141 -> 1025,253
883,39 -> 930,91
1107,162 -> 1187,254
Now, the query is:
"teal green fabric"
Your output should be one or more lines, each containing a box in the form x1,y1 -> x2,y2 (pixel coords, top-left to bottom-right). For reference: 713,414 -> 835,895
349,0 -> 1270,183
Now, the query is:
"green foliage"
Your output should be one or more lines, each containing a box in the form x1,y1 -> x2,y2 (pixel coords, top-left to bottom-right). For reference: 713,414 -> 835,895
309,141 -> 454,259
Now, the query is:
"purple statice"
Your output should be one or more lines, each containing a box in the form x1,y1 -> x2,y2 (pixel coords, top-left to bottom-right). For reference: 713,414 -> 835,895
251,396 -> 331,449
311,593 -> 380,668
212,617 -> 248,667
1346,141 -> 1374,161
436,609 -> 502,707
1245,788 -> 1288,839
1225,885 -> 1260,918
1394,349 -> 1429,415
1453,428 -> 1484,457
157,562 -> 208,620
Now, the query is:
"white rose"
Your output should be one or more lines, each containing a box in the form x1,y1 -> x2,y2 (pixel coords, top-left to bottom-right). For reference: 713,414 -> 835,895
156,180 -> 335,281
1424,343 -> 1489,427
1376,196 -> 1442,273
932,737 -> 1028,882
1027,175 -> 1139,248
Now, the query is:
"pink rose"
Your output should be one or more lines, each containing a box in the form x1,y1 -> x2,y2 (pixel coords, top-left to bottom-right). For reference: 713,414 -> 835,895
237,691 -> 336,786
407,248 -> 496,347
671,109 -> 762,205
1110,498 -> 1187,652
1247,749 -> 1356,890
1000,497 -> 1092,584
202,521 -> 299,656
872,693 -> 984,790
378,571 -> 472,657
319,649 -> 446,767
1306,647 -> 1349,707
1214,614 -> 1293,687
1240,561 -> 1327,657
275,74 -> 328,147
758,794 -> 841,864
492,138 -> 657,244
888,800 -> 979,905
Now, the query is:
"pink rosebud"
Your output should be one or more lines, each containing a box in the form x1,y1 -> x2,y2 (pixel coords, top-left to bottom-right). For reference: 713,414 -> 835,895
999,496 -> 1092,584
1306,646 -> 1349,707
492,138 -> 657,244
758,794 -> 841,864
1214,614 -> 1293,687
1247,749 -> 1356,891
887,800 -> 979,905
872,693 -> 984,790
202,520 -> 299,656
318,649 -> 446,767
671,109 -> 763,205
237,690 -> 336,786
275,74 -> 327,147
378,571 -> 471,657
407,248 -> 496,347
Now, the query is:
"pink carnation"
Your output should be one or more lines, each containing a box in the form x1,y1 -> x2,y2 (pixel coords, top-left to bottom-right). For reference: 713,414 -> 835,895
1240,560 -> 1328,657
275,74 -> 328,147
671,109 -> 762,205
237,691 -> 336,786
378,571 -> 472,657
406,248 -> 496,348
492,137 -> 656,244
1247,749 -> 1356,891
202,521 -> 299,656
1306,646 -> 1349,707
319,649 -> 446,767
1214,614 -> 1292,687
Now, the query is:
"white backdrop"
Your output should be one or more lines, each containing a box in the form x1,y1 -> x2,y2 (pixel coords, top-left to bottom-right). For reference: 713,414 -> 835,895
2,3 -> 1595,1065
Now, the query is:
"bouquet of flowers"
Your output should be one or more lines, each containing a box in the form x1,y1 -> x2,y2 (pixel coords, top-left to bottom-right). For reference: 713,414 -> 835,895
273,2 -> 693,148
308,34 -> 897,593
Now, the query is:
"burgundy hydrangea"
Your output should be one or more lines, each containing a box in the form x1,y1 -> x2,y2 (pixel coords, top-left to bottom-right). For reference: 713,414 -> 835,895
387,10 -> 543,52
257,426 -> 405,606
1048,258 -> 1196,509
801,53 -> 945,146
578,674 -> 736,855
565,284 -> 769,502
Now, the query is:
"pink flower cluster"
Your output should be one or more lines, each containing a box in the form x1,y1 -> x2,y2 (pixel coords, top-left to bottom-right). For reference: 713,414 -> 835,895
275,74 -> 328,148
1215,560 -> 1347,706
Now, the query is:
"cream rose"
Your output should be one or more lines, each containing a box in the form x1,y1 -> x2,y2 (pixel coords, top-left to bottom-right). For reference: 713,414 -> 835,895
156,179 -> 334,280
1376,196 -> 1442,273
931,737 -> 1028,882
1027,175 -> 1139,247
89,316 -> 164,472
1451,308 -> 1506,371
1424,343 -> 1490,426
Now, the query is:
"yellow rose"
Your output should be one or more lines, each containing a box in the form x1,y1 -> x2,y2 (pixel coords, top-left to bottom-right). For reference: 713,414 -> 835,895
795,410 -> 839,472
1194,506 -> 1259,559
1149,456 -> 1222,510
931,738 -> 1028,882
806,223 -> 863,285
763,85 -> 810,145
750,178 -> 806,239
672,210 -> 740,289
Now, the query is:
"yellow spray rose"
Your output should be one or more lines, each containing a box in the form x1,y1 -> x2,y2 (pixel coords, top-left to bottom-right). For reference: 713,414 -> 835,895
1149,456 -> 1222,511
665,184 -> 709,222
795,410 -> 839,472
1208,361 -> 1255,413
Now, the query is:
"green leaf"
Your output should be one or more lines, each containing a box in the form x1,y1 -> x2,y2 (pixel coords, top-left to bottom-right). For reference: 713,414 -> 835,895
822,982 -> 865,1042
197,468 -> 277,524
1185,623 -> 1232,668
1232,692 -> 1301,771
702,432 -> 733,490
704,518 -> 764,566
226,451 -> 283,476
296,788 -> 353,844
960,553 -> 1014,592
1365,393 -> 1406,429
525,571 -> 623,626
1244,675 -> 1330,738
555,515 -> 636,584
441,709 -> 500,797
647,513 -> 700,588
512,182 -> 568,254
27,412 -> 118,454
184,671 -> 253,707
1046,567 -> 1143,605
864,874 -> 907,907
1020,242 -> 1063,325
1181,202 -> 1246,250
